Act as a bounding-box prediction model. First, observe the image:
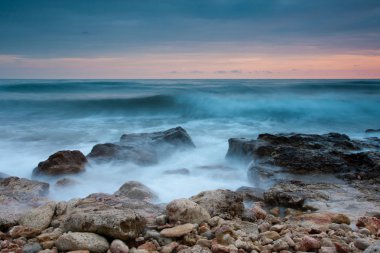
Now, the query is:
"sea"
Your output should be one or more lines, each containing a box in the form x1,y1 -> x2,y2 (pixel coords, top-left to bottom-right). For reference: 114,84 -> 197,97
0,79 -> 379,202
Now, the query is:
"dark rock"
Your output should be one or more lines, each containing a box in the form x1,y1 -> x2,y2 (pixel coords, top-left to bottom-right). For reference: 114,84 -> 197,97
55,178 -> 79,187
190,189 -> 244,219
163,168 -> 190,175
120,126 -> 195,150
365,129 -> 380,133
226,132 -> 380,198
87,127 -> 195,165
87,143 -> 158,165
113,181 -> 157,201
236,186 -> 264,202
33,150 -> 87,177
226,133 -> 362,172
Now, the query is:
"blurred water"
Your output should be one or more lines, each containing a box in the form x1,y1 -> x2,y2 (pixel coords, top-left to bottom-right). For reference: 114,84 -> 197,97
0,79 -> 379,202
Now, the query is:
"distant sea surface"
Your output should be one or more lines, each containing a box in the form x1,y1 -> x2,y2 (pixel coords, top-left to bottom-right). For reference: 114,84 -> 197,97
1,79 -> 380,201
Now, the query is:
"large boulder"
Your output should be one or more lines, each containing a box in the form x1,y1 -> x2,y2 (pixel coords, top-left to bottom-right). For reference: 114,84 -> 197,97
190,189 -> 244,219
166,199 -> 210,224
0,177 -> 49,230
87,143 -> 158,165
55,232 -> 109,253
87,127 -> 195,165
113,181 -> 157,201
226,133 -> 380,198
19,201 -> 56,230
33,150 -> 87,177
63,199 -> 147,240
120,126 -> 195,150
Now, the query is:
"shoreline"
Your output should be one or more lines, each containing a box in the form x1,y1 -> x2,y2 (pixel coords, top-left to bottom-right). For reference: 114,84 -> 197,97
1,127 -> 379,253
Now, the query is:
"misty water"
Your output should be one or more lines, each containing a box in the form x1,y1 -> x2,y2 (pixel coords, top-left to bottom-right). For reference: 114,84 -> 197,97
1,79 -> 380,202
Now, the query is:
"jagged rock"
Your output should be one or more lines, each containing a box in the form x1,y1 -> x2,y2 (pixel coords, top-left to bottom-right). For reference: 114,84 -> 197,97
166,199 -> 210,224
19,202 -> 56,231
87,143 -> 158,165
227,133 -> 380,172
33,150 -> 87,177
120,126 -> 195,150
55,232 -> 109,253
190,189 -> 244,219
87,127 -> 195,165
114,181 -> 157,201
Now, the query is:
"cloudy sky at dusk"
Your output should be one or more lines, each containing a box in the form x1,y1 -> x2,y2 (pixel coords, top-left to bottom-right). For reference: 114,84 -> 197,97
0,0 -> 380,78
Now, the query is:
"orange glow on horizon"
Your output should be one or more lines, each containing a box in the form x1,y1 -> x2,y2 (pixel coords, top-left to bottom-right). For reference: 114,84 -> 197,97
0,52 -> 379,79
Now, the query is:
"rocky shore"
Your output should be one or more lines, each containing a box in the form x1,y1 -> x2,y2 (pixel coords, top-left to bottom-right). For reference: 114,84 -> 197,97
1,127 -> 379,253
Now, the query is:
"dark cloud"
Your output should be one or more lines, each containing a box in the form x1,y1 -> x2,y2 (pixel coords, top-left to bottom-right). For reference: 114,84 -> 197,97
0,0 -> 379,57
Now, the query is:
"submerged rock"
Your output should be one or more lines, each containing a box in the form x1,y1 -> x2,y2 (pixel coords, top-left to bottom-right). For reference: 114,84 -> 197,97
87,127 -> 195,165
120,126 -> 195,150
190,189 -> 244,219
163,168 -> 190,175
366,128 -> 380,133
87,143 -> 158,165
33,150 -> 87,177
55,178 -> 79,187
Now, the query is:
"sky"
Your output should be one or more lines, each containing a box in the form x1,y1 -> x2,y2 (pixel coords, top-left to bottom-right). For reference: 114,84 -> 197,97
0,0 -> 380,79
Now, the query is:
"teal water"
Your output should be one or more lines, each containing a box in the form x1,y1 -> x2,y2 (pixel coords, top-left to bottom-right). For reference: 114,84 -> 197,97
0,79 -> 379,201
